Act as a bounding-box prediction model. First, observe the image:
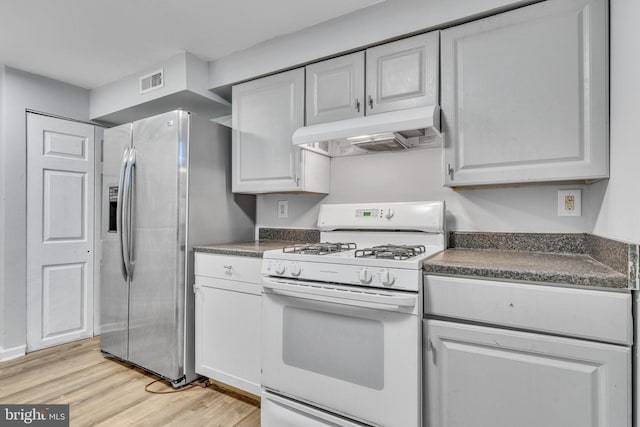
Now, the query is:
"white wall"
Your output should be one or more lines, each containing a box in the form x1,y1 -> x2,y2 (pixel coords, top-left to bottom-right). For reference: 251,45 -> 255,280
589,0 -> 640,244
1,67 -> 90,350
257,147 -> 592,233
208,0 -> 534,89
90,51 -> 229,123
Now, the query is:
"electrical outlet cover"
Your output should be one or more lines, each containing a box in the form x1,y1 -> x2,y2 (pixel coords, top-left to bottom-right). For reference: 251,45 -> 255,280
277,200 -> 289,218
557,189 -> 582,217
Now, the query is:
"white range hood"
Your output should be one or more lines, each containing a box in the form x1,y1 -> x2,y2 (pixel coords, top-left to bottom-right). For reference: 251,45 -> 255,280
292,105 -> 441,157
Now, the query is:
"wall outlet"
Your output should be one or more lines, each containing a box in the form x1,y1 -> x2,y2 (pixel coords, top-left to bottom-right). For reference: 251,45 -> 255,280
557,189 -> 581,216
277,200 -> 289,218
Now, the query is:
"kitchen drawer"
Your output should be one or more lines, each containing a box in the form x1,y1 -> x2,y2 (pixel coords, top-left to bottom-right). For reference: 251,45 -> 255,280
424,275 -> 632,345
194,253 -> 262,283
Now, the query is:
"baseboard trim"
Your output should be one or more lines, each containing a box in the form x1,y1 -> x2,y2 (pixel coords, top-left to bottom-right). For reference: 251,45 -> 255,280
0,344 -> 26,362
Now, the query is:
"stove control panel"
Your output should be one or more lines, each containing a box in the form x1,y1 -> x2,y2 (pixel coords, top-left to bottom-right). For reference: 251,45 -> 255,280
355,209 -> 381,219
262,260 -> 420,292
317,201 -> 444,233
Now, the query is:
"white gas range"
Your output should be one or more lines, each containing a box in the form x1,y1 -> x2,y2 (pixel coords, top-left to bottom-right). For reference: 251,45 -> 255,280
260,201 -> 446,427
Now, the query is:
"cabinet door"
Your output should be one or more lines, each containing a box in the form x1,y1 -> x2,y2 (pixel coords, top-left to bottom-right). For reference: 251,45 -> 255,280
232,69 -> 304,193
442,0 -> 608,187
195,277 -> 261,395
365,31 -> 439,115
306,52 -> 365,125
425,319 -> 631,427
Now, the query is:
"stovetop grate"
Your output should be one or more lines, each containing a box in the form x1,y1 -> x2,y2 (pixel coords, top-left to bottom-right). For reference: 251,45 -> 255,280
283,242 -> 357,255
354,244 -> 426,260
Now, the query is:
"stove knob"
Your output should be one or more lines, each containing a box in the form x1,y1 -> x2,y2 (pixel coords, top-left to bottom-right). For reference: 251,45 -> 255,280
385,208 -> 395,219
290,263 -> 301,277
274,262 -> 286,275
358,268 -> 372,284
380,270 -> 395,286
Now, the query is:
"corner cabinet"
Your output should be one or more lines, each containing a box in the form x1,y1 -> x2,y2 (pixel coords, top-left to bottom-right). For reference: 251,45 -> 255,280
441,0 -> 608,187
305,32 -> 439,126
194,253 -> 262,396
232,69 -> 330,194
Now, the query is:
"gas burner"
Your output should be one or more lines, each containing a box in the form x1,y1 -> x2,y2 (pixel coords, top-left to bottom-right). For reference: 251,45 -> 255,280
283,242 -> 357,255
354,244 -> 426,260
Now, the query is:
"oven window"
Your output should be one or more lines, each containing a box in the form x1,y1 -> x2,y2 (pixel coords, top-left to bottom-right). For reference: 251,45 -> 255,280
282,307 -> 384,390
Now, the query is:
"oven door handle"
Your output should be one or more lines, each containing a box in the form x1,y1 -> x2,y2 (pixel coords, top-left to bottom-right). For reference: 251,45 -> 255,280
262,278 -> 417,311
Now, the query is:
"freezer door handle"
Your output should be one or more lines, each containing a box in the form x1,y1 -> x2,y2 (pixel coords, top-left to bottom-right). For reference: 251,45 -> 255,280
122,148 -> 136,280
117,148 -> 130,280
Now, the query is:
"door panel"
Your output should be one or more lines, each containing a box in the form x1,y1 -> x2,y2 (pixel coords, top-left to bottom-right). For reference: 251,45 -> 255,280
99,124 -> 132,360
306,52 -> 365,125
42,263 -> 85,338
43,171 -> 86,240
44,131 -> 87,159
27,113 -> 95,351
127,110 -> 185,380
365,31 -> 439,115
425,319 -> 631,427
262,289 -> 420,427
441,0 -> 608,186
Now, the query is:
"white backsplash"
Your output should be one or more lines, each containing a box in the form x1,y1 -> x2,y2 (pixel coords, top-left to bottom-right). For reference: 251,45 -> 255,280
257,147 -> 594,234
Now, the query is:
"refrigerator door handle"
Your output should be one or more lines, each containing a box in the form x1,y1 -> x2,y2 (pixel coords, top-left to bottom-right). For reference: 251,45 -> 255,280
121,148 -> 134,281
126,148 -> 137,278
117,148 -> 130,280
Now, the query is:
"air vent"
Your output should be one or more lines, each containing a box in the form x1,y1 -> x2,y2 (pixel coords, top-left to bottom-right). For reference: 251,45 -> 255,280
139,69 -> 164,94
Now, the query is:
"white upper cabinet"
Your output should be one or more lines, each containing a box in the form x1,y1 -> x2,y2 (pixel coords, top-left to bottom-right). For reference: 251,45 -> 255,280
304,31 -> 439,126
232,68 -> 330,194
306,52 -> 365,125
366,31 -> 439,115
441,0 -> 608,187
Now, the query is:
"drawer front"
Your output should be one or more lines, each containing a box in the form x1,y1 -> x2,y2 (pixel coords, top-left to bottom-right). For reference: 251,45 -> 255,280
195,253 -> 262,283
424,275 -> 632,345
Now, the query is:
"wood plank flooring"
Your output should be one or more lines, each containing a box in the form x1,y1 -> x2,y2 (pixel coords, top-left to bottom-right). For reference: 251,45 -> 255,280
0,337 -> 260,426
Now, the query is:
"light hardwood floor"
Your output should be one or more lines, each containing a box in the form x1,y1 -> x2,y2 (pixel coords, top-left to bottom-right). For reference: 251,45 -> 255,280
0,337 -> 260,426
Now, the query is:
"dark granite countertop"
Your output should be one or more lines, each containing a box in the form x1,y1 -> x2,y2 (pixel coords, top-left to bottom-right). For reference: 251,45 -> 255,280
423,248 -> 628,289
193,240 -> 301,258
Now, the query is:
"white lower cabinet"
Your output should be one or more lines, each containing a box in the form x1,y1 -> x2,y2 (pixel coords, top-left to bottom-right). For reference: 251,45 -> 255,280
194,253 -> 262,395
425,319 -> 631,427
424,276 -> 632,427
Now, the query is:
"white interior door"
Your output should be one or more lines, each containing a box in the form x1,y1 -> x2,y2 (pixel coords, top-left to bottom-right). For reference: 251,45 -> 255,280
27,113 -> 95,351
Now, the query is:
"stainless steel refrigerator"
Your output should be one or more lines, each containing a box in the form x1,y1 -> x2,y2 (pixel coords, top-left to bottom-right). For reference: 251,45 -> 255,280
99,110 -> 254,386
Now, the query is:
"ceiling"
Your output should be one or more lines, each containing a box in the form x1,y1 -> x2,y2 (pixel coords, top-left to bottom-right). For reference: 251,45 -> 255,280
0,0 -> 382,89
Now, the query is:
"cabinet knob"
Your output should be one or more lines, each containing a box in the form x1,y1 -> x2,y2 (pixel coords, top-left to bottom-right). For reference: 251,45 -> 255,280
368,95 -> 374,109
223,265 -> 232,274
355,99 -> 361,112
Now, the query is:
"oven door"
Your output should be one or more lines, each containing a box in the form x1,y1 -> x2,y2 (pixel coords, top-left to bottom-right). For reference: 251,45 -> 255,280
262,276 -> 421,427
